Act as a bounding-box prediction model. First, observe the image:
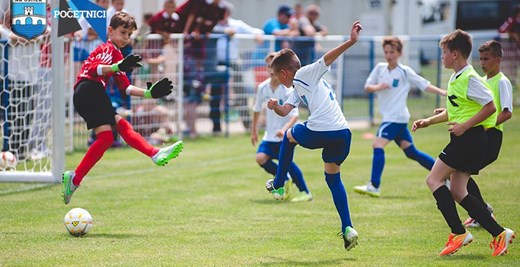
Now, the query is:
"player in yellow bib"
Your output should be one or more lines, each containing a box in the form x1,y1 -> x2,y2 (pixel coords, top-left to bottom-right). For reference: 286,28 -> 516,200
412,30 -> 514,257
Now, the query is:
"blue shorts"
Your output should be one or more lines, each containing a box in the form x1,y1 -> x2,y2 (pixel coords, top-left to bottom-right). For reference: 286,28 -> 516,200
291,122 -> 352,165
376,122 -> 413,145
256,141 -> 281,159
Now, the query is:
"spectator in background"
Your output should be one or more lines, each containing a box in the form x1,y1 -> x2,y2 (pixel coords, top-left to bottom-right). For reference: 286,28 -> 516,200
498,5 -> 520,86
173,0 -> 227,138
301,4 -> 329,37
149,0 -> 179,44
211,3 -> 264,134
107,0 -> 127,24
263,5 -> 299,51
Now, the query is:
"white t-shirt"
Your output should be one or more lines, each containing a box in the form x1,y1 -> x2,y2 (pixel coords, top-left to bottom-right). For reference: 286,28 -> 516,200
492,74 -> 514,112
286,57 -> 349,131
253,78 -> 298,142
451,65 -> 494,106
365,62 -> 431,123
213,17 -> 264,62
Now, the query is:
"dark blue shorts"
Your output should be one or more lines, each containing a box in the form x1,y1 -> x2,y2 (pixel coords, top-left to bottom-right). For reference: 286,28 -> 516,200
256,141 -> 282,159
291,122 -> 352,165
376,122 -> 413,144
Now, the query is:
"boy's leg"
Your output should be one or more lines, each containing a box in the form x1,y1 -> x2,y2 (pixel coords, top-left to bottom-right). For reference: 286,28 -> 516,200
370,147 -> 385,188
325,170 -> 352,231
403,144 -> 435,170
115,118 -> 158,157
288,162 -> 309,193
74,130 -> 114,186
63,129 -> 113,204
427,160 -> 473,256
260,159 -> 277,176
272,132 -> 297,189
450,172 -> 504,237
399,128 -> 435,170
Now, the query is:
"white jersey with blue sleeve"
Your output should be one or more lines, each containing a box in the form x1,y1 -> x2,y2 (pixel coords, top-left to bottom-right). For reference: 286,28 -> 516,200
365,62 -> 431,123
285,57 -> 349,131
253,78 -> 299,142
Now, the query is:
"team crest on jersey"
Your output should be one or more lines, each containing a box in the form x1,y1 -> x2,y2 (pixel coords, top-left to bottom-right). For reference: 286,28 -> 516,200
10,0 -> 47,40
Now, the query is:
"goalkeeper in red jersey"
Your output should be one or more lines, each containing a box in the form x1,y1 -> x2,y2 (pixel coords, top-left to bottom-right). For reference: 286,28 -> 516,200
62,12 -> 183,204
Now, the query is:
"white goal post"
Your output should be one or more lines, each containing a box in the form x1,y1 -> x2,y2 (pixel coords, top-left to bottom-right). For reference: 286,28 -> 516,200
0,0 -> 65,183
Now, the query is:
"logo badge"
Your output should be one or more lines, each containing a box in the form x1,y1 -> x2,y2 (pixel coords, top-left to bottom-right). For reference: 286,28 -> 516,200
10,0 -> 47,40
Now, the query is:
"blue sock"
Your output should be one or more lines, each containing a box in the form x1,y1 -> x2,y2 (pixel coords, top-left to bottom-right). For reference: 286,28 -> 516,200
273,134 -> 296,189
260,159 -> 277,176
325,172 -> 352,231
288,162 -> 309,193
370,148 -> 385,188
404,145 -> 435,170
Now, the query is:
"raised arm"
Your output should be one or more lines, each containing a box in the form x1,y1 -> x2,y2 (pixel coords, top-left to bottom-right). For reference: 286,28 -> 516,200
323,21 -> 362,66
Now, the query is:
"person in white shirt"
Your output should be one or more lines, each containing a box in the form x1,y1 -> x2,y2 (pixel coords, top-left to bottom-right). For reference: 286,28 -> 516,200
210,3 -> 264,134
266,21 -> 362,251
353,36 -> 446,197
251,53 -> 311,202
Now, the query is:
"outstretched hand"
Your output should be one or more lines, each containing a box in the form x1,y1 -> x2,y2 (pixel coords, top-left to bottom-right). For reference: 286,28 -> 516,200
349,21 -> 363,43
114,54 -> 142,72
411,119 -> 430,132
144,78 -> 174,99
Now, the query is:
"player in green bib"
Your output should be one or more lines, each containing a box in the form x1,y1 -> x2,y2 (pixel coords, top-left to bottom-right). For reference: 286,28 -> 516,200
462,40 -> 514,227
412,30 -> 514,257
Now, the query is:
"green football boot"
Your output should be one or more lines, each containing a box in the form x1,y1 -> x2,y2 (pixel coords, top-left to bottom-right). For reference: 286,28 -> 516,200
152,140 -> 184,166
62,171 -> 78,205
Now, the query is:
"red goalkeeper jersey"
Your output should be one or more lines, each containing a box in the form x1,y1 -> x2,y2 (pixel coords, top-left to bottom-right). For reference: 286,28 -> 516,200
74,40 -> 131,91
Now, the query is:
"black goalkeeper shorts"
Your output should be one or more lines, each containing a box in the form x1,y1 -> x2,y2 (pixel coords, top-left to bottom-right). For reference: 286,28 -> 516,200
73,79 -> 116,130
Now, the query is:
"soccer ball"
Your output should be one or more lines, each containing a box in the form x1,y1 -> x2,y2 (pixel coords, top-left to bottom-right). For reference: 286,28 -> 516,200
64,208 -> 93,237
0,151 -> 17,170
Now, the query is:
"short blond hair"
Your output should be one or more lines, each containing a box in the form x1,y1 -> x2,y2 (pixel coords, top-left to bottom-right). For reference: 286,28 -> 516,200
383,36 -> 403,53
270,48 -> 301,74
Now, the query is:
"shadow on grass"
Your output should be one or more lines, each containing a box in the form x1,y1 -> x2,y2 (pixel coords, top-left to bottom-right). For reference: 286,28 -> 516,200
249,198 -> 293,205
260,256 -> 355,266
0,183 -> 56,196
88,233 -> 143,239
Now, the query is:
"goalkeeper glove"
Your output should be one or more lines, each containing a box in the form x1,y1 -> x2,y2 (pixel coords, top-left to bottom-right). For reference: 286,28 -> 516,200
144,78 -> 174,99
111,54 -> 142,72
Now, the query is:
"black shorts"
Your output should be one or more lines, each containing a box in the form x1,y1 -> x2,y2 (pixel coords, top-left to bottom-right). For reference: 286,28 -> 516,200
480,128 -> 503,170
438,126 -> 487,175
73,79 -> 116,129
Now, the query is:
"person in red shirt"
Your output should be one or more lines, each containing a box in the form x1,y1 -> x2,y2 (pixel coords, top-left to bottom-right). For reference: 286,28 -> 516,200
149,0 -> 179,43
173,0 -> 226,138
62,12 -> 183,205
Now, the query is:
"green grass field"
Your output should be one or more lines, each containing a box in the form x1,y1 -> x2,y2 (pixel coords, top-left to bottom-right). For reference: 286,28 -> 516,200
1,111 -> 519,266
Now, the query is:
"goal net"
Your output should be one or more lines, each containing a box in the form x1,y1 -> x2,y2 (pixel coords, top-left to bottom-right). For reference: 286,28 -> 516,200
0,0 -> 65,183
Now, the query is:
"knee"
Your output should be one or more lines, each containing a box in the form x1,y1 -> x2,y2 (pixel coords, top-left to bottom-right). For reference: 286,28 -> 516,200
285,129 -> 297,144
425,174 -> 441,191
403,145 -> 416,159
256,153 -> 268,165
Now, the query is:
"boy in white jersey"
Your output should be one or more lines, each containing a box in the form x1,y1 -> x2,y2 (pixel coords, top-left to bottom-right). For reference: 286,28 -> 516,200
265,21 -> 362,250
412,30 -> 514,256
251,53 -> 312,202
353,36 -> 446,197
